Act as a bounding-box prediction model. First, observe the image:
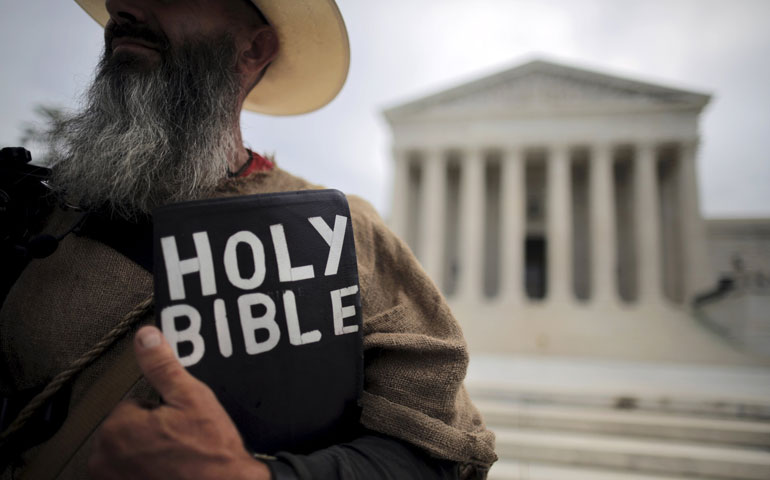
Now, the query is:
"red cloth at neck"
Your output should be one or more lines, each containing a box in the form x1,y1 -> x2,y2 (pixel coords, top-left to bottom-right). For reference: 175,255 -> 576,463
239,150 -> 274,177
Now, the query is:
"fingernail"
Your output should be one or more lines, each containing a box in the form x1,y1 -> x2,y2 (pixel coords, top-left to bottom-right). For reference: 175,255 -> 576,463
138,329 -> 162,349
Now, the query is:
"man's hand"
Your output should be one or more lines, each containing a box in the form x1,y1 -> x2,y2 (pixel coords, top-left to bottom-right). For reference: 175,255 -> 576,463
89,326 -> 271,480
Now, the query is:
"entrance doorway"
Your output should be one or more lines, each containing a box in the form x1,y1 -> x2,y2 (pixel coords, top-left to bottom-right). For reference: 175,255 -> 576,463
525,236 -> 547,299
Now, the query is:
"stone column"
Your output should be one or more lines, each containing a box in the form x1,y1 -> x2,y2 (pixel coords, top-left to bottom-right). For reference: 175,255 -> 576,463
419,149 -> 446,283
678,139 -> 713,302
635,143 -> 662,303
590,143 -> 617,304
500,146 -> 525,303
389,147 -> 409,239
547,145 -> 572,303
458,149 -> 485,301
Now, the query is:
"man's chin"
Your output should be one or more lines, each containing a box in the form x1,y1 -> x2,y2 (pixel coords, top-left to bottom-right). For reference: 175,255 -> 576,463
108,48 -> 161,71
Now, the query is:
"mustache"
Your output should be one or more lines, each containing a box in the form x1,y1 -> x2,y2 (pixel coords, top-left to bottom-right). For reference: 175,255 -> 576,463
104,22 -> 170,53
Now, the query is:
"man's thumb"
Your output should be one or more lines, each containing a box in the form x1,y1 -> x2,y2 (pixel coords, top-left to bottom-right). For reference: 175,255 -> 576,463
134,326 -> 202,407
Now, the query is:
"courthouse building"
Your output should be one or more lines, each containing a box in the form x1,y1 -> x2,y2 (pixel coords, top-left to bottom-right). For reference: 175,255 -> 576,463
384,59 -> 767,366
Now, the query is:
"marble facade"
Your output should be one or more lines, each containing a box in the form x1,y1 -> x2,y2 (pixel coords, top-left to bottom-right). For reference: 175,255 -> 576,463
385,60 -> 765,365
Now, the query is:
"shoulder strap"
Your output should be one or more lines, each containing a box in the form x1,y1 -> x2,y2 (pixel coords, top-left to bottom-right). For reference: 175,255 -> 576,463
0,149 -> 55,307
20,341 -> 142,480
78,211 -> 154,272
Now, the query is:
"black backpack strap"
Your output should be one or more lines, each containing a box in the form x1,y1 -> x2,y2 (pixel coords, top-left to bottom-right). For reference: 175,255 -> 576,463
0,148 -> 55,308
77,211 -> 154,273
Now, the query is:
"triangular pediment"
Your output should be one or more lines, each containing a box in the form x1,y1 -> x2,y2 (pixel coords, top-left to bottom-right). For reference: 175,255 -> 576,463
385,60 -> 711,122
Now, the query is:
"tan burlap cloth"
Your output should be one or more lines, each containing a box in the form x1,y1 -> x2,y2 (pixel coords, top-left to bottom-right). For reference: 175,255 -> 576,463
0,167 -> 497,479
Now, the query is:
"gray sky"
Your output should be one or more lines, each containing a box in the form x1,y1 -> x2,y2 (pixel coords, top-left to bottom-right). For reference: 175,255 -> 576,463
1,0 -> 769,218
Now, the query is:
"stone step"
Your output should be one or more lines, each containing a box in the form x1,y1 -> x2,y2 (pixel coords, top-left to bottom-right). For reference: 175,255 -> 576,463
493,428 -> 770,480
468,381 -> 770,419
489,460 -> 698,480
477,400 -> 770,447
466,355 -> 770,420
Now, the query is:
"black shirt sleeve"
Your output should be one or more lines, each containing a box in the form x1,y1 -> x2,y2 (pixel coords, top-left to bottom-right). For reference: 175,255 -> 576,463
264,432 -> 459,480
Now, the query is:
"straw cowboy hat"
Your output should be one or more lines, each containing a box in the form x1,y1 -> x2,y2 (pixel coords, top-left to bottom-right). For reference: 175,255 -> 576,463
74,0 -> 350,115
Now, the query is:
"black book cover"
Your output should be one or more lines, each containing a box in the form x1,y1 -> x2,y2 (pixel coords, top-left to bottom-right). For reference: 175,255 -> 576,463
152,190 -> 363,454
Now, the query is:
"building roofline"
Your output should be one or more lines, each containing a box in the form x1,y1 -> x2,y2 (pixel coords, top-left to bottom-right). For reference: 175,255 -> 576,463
383,58 -> 713,122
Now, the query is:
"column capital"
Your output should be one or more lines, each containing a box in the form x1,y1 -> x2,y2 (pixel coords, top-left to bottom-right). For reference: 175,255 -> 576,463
461,145 -> 487,155
588,141 -> 617,153
459,148 -> 487,165
502,145 -> 527,156
548,143 -> 572,159
636,141 -> 659,152
421,148 -> 445,161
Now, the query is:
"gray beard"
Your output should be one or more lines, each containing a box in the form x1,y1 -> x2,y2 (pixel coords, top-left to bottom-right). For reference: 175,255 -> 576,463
48,35 -> 242,219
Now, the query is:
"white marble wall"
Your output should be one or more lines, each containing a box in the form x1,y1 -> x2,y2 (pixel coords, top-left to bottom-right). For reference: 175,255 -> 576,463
391,140 -> 707,308
383,61 -> 738,363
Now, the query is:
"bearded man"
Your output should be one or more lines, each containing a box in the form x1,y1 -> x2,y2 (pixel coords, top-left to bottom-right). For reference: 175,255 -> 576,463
0,1 -> 497,479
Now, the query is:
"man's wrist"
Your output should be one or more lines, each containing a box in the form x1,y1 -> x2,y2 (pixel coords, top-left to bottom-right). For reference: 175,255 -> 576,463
236,457 -> 272,480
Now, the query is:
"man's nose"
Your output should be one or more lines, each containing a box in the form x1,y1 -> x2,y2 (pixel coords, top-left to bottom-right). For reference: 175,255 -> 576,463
105,0 -> 149,25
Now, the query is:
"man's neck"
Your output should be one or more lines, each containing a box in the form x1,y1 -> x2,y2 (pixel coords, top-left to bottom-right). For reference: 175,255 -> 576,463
228,124 -> 249,173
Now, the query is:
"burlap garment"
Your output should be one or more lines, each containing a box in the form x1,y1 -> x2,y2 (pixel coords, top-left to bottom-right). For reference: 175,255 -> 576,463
0,167 -> 497,479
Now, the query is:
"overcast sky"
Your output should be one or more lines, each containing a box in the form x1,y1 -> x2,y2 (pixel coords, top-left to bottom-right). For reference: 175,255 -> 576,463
1,0 -> 769,218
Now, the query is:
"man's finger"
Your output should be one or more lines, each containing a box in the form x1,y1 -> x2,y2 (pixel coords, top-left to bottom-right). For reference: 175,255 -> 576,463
134,325 -> 206,408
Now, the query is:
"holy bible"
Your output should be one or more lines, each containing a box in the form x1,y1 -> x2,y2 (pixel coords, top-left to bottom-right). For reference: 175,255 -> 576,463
152,190 -> 363,454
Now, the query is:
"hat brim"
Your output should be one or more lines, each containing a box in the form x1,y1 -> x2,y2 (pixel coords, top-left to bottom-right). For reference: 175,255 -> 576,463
73,0 -> 350,116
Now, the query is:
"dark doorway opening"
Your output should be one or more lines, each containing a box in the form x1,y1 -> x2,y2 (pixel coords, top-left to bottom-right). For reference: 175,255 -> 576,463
525,236 -> 547,300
